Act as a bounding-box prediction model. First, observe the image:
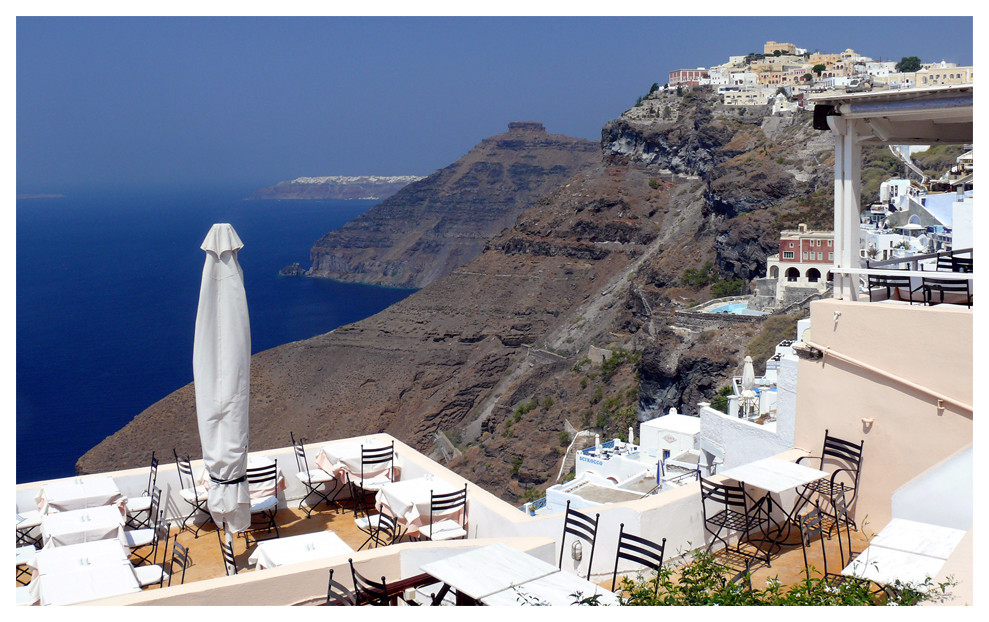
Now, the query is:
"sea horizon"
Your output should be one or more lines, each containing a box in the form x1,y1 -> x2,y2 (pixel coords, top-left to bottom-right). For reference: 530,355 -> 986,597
16,185 -> 414,484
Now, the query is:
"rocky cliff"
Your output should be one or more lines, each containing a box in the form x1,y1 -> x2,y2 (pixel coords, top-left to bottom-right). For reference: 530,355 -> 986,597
248,176 -> 423,201
306,122 -> 599,289
78,89 -> 835,504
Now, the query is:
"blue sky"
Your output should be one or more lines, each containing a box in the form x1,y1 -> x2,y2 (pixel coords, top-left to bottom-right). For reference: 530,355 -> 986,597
16,16 -> 973,193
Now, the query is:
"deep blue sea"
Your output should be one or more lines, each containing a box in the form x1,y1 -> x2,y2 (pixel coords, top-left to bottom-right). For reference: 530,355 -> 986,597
16,186 -> 413,484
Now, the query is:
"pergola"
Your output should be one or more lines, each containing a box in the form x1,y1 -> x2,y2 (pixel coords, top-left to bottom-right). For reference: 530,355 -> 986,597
809,85 -> 973,300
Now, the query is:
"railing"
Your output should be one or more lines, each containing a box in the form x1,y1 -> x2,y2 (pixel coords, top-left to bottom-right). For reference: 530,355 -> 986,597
517,496 -> 548,513
579,439 -> 617,455
865,247 -> 972,273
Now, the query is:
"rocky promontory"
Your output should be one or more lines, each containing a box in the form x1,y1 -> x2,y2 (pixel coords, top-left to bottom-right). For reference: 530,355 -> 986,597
249,175 -> 423,201
306,122 -> 599,289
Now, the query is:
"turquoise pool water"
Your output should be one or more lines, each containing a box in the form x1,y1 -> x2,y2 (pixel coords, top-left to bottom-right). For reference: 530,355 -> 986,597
708,302 -> 766,316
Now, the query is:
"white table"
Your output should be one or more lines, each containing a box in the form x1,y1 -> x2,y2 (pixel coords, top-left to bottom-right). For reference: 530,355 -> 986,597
480,570 -> 620,606
41,504 -> 126,547
720,457 -> 829,495
376,476 -> 460,535
35,475 -> 125,514
248,531 -> 354,569
33,539 -> 131,573
420,543 -> 560,602
33,561 -> 141,605
842,518 -> 967,587
315,438 -> 395,478
198,455 -> 287,501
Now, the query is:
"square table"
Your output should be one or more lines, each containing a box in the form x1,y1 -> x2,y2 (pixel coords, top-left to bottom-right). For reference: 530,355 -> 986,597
32,561 -> 141,605
376,476 -> 460,535
33,539 -> 131,573
480,570 -> 620,606
419,543 -> 560,602
315,438 -> 396,478
35,475 -> 125,514
40,504 -> 126,548
719,457 -> 829,559
248,530 -> 354,570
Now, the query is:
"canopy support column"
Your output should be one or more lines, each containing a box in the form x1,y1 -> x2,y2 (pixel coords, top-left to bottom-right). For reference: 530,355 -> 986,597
828,116 -> 863,301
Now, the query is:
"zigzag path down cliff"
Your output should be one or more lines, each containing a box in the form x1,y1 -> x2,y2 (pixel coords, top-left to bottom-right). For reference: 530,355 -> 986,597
77,89 -> 832,504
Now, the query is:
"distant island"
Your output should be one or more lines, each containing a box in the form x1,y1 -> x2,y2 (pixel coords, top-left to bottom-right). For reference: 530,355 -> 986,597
248,175 -> 424,201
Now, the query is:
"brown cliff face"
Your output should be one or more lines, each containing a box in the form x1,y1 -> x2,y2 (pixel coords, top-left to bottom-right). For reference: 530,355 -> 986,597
306,122 -> 599,289
77,91 -> 834,506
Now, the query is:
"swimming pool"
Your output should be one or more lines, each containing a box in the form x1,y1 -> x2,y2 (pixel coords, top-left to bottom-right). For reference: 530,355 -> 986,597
708,302 -> 766,316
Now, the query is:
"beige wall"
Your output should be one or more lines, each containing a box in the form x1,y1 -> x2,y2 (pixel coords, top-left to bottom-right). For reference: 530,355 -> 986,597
794,299 -> 972,529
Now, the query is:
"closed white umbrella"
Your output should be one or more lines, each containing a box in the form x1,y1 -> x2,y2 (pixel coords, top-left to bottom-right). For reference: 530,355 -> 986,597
193,223 -> 251,539
741,356 -> 757,417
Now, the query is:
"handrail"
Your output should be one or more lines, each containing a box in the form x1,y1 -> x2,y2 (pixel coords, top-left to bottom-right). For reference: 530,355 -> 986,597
833,267 -> 975,280
802,339 -> 973,414
866,247 -> 972,268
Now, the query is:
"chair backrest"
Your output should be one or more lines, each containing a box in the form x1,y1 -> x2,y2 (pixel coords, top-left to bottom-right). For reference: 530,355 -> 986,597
218,531 -> 237,576
361,442 -> 394,483
149,486 -> 162,521
153,510 -> 170,565
797,504 -> 830,577
428,484 -> 467,537
819,430 -> 864,478
146,451 -> 159,495
349,558 -> 390,605
936,253 -> 954,271
952,256 -> 973,273
172,449 -> 196,492
375,511 -> 403,547
611,522 -> 666,594
558,500 -> 600,580
831,489 -> 855,568
246,461 -> 278,484
291,432 -> 310,477
867,273 -> 912,302
169,542 -> 190,586
326,568 -> 356,606
699,477 -> 749,516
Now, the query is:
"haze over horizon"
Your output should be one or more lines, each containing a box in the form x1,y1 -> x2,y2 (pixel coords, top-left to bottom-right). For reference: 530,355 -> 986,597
17,16 -> 973,194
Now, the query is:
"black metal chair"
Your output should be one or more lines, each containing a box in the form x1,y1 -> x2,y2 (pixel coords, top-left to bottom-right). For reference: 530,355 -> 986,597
349,558 -> 391,605
168,542 -> 191,587
558,499 -> 600,580
173,449 -> 214,537
124,501 -> 163,566
699,477 -> 772,565
242,461 -> 281,545
831,489 -> 859,569
325,568 -> 357,605
951,255 -> 973,273
16,510 -> 44,549
291,432 -> 341,518
16,546 -> 36,585
611,523 -> 666,595
218,529 -> 238,576
922,276 -> 972,308
936,252 -> 954,272
126,451 -> 159,529
420,484 -> 468,541
133,516 -> 174,588
348,441 -> 396,495
795,430 -> 864,533
795,502 -> 872,593
867,273 -> 918,304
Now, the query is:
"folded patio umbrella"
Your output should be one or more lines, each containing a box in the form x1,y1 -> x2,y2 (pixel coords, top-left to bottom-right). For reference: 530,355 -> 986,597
193,223 -> 251,533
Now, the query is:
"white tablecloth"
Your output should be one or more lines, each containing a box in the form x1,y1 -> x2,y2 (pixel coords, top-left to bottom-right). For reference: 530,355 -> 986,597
376,476 -> 459,535
33,561 -> 141,605
35,475 -> 126,514
248,530 -> 354,569
314,438 -> 397,479
420,543 -> 560,600
720,457 -> 829,495
40,504 -> 126,548
198,455 -> 287,501
32,539 -> 131,572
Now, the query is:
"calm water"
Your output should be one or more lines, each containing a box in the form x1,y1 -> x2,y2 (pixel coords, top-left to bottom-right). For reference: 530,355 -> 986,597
16,186 -> 413,483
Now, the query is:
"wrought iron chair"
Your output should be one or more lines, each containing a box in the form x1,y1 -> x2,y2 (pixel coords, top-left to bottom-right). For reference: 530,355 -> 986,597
558,499 -> 600,580
173,449 -> 214,537
16,510 -> 43,549
126,451 -> 159,529
922,276 -> 972,308
867,273 -> 919,304
242,461 -> 281,545
347,441 -> 396,496
699,477 -> 772,565
133,518 -> 174,588
349,480 -> 405,550
349,558 -> 391,605
795,502 -> 873,593
291,432 -> 340,518
951,255 -> 973,273
218,529 -> 238,576
15,546 -> 36,586
123,501 -> 164,566
936,252 -> 954,272
325,568 -> 357,606
611,522 -> 666,595
168,542 -> 191,586
419,484 -> 468,541
795,429 -> 864,533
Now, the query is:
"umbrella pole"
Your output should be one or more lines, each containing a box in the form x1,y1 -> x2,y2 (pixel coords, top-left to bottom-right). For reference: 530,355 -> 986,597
223,520 -> 235,576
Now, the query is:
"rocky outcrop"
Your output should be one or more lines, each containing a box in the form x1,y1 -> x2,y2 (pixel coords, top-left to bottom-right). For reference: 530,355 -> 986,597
306,123 -> 599,289
249,176 -> 423,201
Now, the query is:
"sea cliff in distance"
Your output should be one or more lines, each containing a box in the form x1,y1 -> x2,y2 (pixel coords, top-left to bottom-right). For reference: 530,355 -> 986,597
248,175 -> 424,200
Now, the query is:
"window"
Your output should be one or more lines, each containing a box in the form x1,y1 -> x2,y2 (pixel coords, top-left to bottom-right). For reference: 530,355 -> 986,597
828,240 -> 832,247
803,252 -> 808,259
783,251 -> 794,259
817,252 -> 823,260
829,252 -> 833,260
788,242 -> 794,248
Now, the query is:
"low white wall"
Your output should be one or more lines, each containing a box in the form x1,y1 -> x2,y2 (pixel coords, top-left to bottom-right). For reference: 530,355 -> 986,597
891,444 -> 972,531
699,405 -> 791,471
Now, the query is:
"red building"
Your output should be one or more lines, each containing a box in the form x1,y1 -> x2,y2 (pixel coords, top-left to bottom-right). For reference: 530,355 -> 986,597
669,69 -> 707,87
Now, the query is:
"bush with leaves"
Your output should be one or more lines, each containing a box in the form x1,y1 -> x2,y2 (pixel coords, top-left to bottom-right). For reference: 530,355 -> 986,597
617,550 -> 954,606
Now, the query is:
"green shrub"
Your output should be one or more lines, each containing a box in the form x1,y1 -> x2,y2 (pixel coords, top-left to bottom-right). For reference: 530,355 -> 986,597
711,278 -> 745,298
710,385 -> 734,413
648,178 -> 659,189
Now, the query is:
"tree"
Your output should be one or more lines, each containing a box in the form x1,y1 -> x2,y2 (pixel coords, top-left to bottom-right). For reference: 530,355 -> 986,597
896,56 -> 922,72
802,73 -> 813,82
649,82 -> 659,93
812,63 -> 826,76
773,49 -> 782,56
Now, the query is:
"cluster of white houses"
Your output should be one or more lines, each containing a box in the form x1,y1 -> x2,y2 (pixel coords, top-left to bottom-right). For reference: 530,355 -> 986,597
667,40 -> 973,109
